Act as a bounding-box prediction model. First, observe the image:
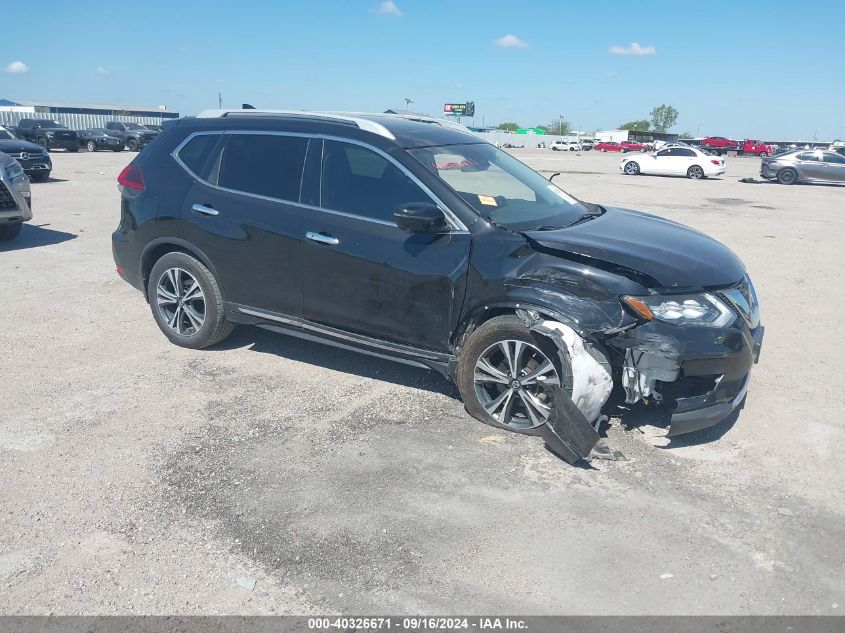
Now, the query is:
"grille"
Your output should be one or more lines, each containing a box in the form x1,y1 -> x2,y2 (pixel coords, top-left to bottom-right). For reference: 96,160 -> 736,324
720,276 -> 760,328
0,182 -> 17,210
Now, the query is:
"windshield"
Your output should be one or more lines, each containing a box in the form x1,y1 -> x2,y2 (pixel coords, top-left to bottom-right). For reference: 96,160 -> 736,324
0,128 -> 15,140
124,123 -> 148,130
409,143 -> 590,231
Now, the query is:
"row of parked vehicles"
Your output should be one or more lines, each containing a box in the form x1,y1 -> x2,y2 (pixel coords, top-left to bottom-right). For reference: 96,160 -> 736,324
0,119 -> 161,182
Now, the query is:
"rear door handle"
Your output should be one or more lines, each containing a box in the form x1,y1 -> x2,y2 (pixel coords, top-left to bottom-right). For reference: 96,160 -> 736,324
306,231 -> 340,246
192,203 -> 219,216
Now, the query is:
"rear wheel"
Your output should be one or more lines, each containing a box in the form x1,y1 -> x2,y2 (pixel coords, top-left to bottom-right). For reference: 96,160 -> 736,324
759,151 -> 768,157
0,221 -> 22,241
624,161 -> 640,175
600,148 -> 607,152
687,165 -> 705,179
777,168 -> 798,185
457,315 -> 565,434
86,141 -> 97,152
147,252 -> 233,349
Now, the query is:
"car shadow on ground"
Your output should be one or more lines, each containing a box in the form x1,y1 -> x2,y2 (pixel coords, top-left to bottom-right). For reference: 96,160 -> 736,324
607,400 -> 740,448
31,177 -> 69,184
0,223 -> 77,251
211,324 -> 460,399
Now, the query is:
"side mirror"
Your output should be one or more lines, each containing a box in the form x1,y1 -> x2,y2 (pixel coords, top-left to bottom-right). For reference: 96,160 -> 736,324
394,202 -> 448,233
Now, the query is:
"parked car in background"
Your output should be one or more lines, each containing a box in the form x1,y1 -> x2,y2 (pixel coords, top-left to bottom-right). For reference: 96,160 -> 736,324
832,146 -> 845,158
550,140 -> 569,151
760,150 -> 845,185
145,124 -> 163,133
739,139 -> 773,157
111,109 -> 763,460
104,121 -> 158,151
13,119 -> 79,152
78,129 -> 125,152
701,136 -> 738,154
0,151 -> 33,241
620,140 -> 645,152
620,146 -> 725,179
595,141 -> 623,152
0,126 -> 52,181
579,140 -> 595,150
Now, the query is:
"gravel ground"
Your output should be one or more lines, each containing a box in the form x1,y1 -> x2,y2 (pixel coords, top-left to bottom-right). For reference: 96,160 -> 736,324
1,148 -> 843,615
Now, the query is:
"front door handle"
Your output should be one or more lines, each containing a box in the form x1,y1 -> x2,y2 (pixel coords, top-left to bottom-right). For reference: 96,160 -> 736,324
192,203 -> 219,216
306,231 -> 340,246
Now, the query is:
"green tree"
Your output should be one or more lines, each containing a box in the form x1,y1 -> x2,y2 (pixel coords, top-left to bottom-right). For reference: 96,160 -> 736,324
650,104 -> 679,132
546,119 -> 572,135
619,120 -> 650,131
497,122 -> 520,132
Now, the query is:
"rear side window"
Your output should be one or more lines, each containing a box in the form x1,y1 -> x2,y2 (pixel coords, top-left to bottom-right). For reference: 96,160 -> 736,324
218,134 -> 308,201
798,152 -> 820,162
177,133 -> 223,180
320,140 -> 431,223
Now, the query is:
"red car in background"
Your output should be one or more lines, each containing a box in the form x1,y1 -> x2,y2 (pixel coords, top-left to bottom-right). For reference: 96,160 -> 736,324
702,136 -> 739,153
740,139 -> 773,157
595,140 -> 645,153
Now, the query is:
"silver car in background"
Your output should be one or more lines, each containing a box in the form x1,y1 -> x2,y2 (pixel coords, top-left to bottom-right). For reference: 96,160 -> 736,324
0,152 -> 33,241
760,150 -> 845,185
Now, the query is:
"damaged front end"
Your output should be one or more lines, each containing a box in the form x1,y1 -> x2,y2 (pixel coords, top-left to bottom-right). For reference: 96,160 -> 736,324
508,274 -> 763,461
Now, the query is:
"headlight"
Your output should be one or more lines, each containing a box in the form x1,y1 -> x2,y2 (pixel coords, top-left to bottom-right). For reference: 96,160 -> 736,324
622,293 -> 736,327
4,161 -> 25,180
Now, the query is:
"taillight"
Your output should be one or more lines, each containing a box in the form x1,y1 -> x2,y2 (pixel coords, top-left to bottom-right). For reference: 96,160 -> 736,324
711,160 -> 721,165
117,163 -> 144,191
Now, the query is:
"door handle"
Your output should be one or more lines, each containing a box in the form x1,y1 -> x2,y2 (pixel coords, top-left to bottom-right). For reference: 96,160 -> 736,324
192,203 -> 219,216
306,231 -> 340,246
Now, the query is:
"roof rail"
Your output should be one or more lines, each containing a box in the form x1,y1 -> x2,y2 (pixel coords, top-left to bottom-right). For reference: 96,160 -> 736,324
327,111 -> 473,134
195,109 -> 396,140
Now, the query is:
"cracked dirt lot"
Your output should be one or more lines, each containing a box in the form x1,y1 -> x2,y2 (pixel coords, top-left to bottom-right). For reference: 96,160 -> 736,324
1,149 -> 843,614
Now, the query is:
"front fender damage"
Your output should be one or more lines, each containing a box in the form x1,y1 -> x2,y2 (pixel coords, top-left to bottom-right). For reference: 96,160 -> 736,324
517,309 -> 613,464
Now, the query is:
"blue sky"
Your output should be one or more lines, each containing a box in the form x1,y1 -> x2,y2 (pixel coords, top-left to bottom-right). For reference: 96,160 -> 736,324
2,0 -> 843,139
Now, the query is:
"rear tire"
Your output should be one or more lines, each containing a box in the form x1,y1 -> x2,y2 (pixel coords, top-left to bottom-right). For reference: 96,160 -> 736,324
87,141 -> 97,152
0,221 -> 22,241
457,315 -> 567,435
759,151 -> 768,157
687,165 -> 705,179
147,252 -> 234,349
777,168 -> 798,185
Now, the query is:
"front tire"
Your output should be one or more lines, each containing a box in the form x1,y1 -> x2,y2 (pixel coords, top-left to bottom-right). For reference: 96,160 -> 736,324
759,151 -> 768,157
127,139 -> 139,152
87,141 -> 97,152
0,221 -> 22,241
777,168 -> 798,185
147,252 -> 233,349
457,315 -> 565,434
624,161 -> 640,175
687,165 -> 705,179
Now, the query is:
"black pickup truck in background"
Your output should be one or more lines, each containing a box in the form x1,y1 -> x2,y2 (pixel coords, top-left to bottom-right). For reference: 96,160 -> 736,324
14,119 -> 79,152
104,121 -> 158,151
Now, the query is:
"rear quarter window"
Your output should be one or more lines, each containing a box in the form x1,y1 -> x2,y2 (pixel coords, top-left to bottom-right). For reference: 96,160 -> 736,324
176,133 -> 223,180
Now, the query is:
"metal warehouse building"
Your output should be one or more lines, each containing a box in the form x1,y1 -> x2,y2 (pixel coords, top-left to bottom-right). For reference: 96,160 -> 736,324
0,99 -> 179,130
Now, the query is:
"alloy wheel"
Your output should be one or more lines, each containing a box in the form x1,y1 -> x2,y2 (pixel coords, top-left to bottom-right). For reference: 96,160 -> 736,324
473,340 -> 560,430
156,267 -> 206,336
624,161 -> 640,175
688,166 -> 704,179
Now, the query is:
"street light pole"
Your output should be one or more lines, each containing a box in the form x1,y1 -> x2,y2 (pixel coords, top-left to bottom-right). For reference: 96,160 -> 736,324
559,114 -> 564,137
404,98 -> 414,110
696,123 -> 702,137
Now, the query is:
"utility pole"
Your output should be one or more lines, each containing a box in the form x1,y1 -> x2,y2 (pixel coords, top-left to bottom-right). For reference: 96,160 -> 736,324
218,92 -> 222,109
559,114 -> 564,137
696,123 -> 702,137
404,97 -> 413,110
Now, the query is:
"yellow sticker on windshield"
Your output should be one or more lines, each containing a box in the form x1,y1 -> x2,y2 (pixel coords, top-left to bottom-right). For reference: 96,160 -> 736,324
478,195 -> 497,206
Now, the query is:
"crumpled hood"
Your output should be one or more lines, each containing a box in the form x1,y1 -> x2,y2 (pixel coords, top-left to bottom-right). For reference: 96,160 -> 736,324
523,206 -> 746,289
0,140 -> 46,154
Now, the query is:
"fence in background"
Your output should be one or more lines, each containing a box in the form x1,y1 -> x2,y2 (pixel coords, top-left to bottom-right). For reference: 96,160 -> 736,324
0,111 -> 177,131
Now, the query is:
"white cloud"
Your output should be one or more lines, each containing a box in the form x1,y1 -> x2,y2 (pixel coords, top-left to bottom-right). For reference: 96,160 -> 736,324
96,66 -> 110,75
5,60 -> 29,74
376,1 -> 401,15
495,34 -> 527,48
608,42 -> 656,56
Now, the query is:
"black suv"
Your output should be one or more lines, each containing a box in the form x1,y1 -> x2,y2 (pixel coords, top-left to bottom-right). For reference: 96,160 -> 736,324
14,118 -> 79,152
112,110 -> 763,461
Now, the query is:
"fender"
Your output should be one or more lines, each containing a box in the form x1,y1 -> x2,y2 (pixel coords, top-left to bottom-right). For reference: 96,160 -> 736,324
139,237 -> 224,296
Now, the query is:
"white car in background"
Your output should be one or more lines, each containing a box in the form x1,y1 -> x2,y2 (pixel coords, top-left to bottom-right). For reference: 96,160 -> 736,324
619,145 -> 725,179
